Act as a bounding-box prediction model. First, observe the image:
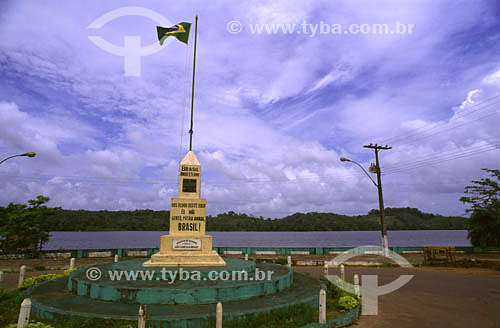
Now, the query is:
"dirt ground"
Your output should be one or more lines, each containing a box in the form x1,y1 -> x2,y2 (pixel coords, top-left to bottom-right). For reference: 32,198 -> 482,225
295,265 -> 500,328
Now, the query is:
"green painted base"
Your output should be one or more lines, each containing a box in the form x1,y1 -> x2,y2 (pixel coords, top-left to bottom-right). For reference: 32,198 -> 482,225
66,259 -> 292,305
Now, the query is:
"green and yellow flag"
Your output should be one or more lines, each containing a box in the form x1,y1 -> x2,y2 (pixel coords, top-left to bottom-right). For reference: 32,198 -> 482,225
156,22 -> 191,45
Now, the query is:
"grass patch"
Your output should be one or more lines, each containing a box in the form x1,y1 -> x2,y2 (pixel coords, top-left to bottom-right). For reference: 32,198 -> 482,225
275,257 -> 287,265
205,303 -> 317,328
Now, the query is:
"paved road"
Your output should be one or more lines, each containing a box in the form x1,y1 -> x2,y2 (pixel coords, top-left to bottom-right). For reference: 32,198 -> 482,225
295,266 -> 500,328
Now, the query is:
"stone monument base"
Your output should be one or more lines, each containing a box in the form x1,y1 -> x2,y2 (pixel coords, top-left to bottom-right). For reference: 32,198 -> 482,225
142,234 -> 226,267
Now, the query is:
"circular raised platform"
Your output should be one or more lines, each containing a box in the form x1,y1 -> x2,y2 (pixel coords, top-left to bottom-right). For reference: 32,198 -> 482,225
28,271 -> 319,327
67,259 -> 292,305
27,259 -> 320,327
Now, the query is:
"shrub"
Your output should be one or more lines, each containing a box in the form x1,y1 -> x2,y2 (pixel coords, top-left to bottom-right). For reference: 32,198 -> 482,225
338,295 -> 359,312
275,257 -> 287,265
18,267 -> 75,290
63,268 -> 75,276
18,273 -> 63,290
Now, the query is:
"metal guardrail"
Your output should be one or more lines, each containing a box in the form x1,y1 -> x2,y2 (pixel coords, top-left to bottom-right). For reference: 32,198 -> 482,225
2,246 -> 499,259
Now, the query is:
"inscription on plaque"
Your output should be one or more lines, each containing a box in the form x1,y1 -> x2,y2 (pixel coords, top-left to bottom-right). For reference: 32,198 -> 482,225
173,239 -> 201,250
170,198 -> 206,235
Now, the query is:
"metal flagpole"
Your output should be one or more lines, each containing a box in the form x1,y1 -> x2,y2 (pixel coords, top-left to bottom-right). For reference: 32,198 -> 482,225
188,15 -> 198,151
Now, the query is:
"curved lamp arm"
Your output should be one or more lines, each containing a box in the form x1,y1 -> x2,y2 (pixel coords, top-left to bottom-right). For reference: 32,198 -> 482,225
0,152 -> 36,165
340,157 -> 378,187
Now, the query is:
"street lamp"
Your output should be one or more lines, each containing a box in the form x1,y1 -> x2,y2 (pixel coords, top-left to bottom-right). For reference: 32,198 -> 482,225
340,156 -> 389,256
0,152 -> 36,165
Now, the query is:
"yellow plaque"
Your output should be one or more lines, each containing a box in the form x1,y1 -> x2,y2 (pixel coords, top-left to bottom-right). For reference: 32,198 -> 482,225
169,198 -> 206,236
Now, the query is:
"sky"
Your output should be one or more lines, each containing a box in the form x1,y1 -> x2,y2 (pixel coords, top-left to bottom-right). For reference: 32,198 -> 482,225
1,0 -> 500,217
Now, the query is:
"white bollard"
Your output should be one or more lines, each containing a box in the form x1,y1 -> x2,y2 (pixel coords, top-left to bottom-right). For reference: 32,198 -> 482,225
354,274 -> 360,298
287,255 -> 292,268
17,298 -> 31,328
138,304 -> 146,328
0,271 -> 4,283
114,254 -> 119,263
319,289 -> 326,324
340,264 -> 345,280
70,258 -> 75,269
18,265 -> 26,288
323,261 -> 328,276
216,302 -> 223,328
244,253 -> 248,261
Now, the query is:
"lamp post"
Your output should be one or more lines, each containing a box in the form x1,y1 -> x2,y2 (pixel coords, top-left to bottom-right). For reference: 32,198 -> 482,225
340,156 -> 389,256
0,152 -> 36,165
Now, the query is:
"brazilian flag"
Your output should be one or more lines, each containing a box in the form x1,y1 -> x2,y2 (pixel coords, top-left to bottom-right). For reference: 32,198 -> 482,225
156,22 -> 191,45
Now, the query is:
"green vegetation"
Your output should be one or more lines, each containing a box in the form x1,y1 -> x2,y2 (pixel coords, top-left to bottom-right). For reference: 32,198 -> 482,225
338,296 -> 359,312
0,285 -> 134,328
37,207 -> 466,231
275,257 -> 288,265
206,303 -> 317,328
17,268 -> 74,290
0,196 -> 60,255
460,168 -> 500,247
6,323 -> 55,328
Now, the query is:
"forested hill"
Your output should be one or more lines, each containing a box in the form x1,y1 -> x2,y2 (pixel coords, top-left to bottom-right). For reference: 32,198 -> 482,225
45,207 -> 467,231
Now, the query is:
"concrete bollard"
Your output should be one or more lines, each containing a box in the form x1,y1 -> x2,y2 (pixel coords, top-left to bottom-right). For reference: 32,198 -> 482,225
138,304 -> 146,328
17,298 -> 31,328
340,264 -> 345,280
287,255 -> 292,268
354,274 -> 360,298
18,265 -> 26,288
0,271 -> 4,284
114,254 -> 119,263
323,261 -> 328,276
244,253 -> 248,261
70,258 -> 75,269
319,289 -> 326,324
216,302 -> 223,328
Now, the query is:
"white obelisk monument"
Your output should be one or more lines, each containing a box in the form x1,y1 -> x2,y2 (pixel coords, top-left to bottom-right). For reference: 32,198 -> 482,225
143,151 -> 226,267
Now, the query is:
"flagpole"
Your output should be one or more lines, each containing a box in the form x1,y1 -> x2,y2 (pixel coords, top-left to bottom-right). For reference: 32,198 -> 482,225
189,15 -> 198,152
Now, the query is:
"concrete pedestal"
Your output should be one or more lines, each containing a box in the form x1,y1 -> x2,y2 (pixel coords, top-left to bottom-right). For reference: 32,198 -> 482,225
143,234 -> 226,267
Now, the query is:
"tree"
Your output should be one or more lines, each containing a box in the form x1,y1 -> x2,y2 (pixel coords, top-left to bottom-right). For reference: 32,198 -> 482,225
460,169 -> 500,247
0,195 -> 60,255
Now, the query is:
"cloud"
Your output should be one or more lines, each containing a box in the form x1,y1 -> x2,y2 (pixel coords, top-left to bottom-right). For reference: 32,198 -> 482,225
0,0 -> 499,217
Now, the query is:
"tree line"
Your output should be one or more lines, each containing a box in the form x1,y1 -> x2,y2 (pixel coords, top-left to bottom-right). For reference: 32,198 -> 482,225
41,206 -> 466,232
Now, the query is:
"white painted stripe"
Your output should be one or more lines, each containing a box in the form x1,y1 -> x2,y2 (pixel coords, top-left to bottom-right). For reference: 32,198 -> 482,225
127,250 -> 148,257
89,251 -> 112,258
365,251 -> 383,255
256,251 -> 276,255
45,252 -> 71,258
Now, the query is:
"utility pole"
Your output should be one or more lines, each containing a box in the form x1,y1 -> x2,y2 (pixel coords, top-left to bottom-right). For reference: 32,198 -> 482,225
363,143 -> 391,257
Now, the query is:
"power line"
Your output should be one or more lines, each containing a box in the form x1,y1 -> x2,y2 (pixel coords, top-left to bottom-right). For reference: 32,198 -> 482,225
383,143 -> 500,175
375,93 -> 500,146
382,134 -> 500,172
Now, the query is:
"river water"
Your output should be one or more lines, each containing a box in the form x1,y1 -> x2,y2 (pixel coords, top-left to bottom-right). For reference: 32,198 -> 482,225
43,230 -> 470,250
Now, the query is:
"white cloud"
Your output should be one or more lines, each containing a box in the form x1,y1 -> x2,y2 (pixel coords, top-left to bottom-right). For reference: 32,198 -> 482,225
0,0 -> 498,217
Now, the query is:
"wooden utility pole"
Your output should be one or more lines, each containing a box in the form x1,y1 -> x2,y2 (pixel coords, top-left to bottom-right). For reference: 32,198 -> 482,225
364,143 -> 391,256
